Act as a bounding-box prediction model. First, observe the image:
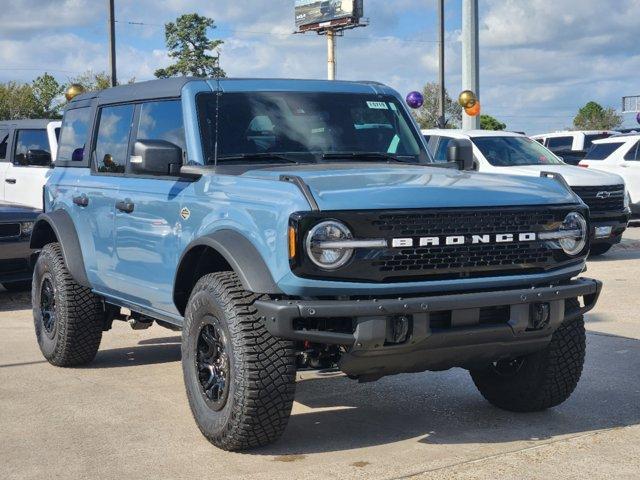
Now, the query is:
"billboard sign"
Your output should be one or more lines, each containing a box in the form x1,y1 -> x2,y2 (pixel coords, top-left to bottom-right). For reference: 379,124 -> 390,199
295,0 -> 364,31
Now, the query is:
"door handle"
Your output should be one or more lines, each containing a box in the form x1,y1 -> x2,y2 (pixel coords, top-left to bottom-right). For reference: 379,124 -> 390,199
116,199 -> 135,214
73,194 -> 89,207
5,178 -> 16,184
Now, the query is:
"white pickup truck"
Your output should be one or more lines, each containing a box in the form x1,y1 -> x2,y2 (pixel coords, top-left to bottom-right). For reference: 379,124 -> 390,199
0,119 -> 61,210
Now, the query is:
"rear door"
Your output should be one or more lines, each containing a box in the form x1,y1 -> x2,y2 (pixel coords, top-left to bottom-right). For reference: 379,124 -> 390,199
619,141 -> 640,203
5,128 -> 53,209
0,128 -> 10,200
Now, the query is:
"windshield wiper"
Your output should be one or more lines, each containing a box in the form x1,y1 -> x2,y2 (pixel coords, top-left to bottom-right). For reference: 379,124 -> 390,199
215,153 -> 301,164
321,152 -> 411,163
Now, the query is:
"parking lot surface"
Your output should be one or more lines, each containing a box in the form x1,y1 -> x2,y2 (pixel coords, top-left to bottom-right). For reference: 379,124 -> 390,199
2,230 -> 640,480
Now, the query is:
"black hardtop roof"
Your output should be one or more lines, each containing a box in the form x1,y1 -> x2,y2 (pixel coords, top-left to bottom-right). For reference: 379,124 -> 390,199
69,77 -> 390,106
0,119 -> 55,129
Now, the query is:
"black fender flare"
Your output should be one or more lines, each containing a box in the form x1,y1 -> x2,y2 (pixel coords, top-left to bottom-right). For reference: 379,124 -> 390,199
175,230 -> 282,296
30,210 -> 91,288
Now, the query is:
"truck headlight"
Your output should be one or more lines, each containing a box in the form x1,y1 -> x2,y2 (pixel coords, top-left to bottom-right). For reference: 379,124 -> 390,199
20,221 -> 35,236
305,220 -> 354,269
558,212 -> 587,256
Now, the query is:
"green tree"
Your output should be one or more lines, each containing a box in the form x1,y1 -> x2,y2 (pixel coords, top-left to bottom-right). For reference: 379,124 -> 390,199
480,114 -> 506,131
69,71 -> 115,92
573,101 -> 622,130
155,13 -> 225,79
32,73 -> 64,118
0,82 -> 38,120
413,82 -> 462,129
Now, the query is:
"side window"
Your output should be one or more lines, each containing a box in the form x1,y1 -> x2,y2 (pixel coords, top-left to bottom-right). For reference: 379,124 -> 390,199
135,100 -> 185,152
434,136 -> 452,162
57,107 -> 92,163
534,138 -> 544,144
624,141 -> 639,161
0,129 -> 8,160
94,104 -> 134,174
547,136 -> 573,151
14,129 -> 52,166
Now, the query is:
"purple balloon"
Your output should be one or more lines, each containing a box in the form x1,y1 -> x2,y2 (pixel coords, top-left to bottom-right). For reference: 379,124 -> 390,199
406,91 -> 424,109
636,112 -> 640,125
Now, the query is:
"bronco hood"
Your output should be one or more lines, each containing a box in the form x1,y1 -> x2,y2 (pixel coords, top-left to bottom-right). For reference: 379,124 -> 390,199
244,164 -> 578,211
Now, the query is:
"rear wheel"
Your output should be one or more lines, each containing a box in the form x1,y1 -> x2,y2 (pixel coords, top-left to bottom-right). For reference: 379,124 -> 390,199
470,299 -> 585,412
589,243 -> 612,256
182,272 -> 297,451
33,243 -> 104,367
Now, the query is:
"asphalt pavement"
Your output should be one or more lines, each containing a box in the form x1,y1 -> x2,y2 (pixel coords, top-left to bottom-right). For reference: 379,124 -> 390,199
1,229 -> 639,479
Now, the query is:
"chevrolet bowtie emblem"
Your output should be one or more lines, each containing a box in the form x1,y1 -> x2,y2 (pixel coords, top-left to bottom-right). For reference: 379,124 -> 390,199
596,191 -> 611,199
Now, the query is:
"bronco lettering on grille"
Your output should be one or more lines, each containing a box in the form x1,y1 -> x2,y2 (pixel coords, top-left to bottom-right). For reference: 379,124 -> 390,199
391,232 -> 536,248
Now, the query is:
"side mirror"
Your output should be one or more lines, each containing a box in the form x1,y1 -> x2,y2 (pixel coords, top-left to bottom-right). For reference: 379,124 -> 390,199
26,149 -> 52,166
446,138 -> 474,171
130,140 -> 182,176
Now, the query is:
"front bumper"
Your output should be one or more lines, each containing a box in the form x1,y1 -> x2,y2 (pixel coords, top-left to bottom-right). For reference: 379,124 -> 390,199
256,278 -> 601,378
0,240 -> 37,283
590,211 -> 629,245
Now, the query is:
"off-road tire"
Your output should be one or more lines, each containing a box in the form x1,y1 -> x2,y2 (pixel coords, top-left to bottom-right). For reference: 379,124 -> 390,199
589,243 -> 612,256
2,280 -> 32,292
182,272 -> 297,451
33,243 -> 103,367
470,299 -> 585,412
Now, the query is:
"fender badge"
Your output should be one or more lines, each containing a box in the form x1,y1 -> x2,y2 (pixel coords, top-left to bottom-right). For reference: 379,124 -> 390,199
180,207 -> 191,220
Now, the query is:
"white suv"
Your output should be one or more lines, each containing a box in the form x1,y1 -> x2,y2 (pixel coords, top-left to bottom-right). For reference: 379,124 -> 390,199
0,119 -> 61,209
532,130 -> 615,152
579,133 -> 640,214
423,129 -> 630,255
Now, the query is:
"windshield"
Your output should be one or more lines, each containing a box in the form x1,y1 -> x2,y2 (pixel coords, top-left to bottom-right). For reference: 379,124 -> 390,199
584,142 -> 625,160
473,136 -> 563,166
197,92 -> 430,165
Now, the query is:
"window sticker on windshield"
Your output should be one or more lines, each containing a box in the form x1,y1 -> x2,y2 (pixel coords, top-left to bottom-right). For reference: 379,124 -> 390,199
367,101 -> 389,110
311,128 -> 325,134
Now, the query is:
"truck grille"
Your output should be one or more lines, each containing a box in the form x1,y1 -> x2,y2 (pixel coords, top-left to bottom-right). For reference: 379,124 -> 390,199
0,223 -> 20,238
291,206 -> 583,283
571,184 -> 625,212
369,210 -> 558,279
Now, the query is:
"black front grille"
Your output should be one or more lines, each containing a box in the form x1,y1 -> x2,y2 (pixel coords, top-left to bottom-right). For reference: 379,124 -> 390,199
291,206 -> 584,283
0,223 -> 20,238
571,184 -> 625,212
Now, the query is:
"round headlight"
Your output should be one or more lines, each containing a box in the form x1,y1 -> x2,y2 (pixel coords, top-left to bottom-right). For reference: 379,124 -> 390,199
305,220 -> 353,270
559,212 -> 587,256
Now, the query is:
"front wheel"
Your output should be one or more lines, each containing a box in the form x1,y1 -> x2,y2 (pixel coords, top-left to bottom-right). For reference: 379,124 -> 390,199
470,299 -> 585,412
182,272 -> 296,451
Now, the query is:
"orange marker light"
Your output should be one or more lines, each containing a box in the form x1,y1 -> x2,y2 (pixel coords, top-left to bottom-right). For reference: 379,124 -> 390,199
288,226 -> 297,259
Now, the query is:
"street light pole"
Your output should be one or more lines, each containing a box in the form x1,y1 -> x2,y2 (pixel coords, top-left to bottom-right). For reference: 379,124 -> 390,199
462,0 -> 480,130
107,0 -> 117,87
437,0 -> 445,129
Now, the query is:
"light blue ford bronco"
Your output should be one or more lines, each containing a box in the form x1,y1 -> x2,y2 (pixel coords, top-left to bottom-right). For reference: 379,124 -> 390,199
31,78 -> 601,451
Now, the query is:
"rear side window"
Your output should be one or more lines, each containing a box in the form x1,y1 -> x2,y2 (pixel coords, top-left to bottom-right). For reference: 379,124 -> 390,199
0,128 -> 8,160
584,142 -> 625,160
546,136 -> 573,151
135,100 -> 185,152
583,133 -> 612,149
624,141 -> 639,161
14,129 -> 51,166
57,107 -> 92,163
94,104 -> 134,174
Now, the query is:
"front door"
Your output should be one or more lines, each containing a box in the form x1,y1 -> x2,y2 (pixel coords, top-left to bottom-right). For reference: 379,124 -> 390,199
112,99 -> 188,315
0,128 -> 10,200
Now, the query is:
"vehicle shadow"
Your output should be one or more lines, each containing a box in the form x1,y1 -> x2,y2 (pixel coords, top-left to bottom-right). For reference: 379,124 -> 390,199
255,331 -> 640,456
0,290 -> 32,312
589,241 -> 640,262
89,342 -> 181,368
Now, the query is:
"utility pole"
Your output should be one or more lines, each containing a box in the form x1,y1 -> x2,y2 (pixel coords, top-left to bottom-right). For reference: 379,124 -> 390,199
107,0 -> 117,87
437,0 -> 445,128
327,30 -> 336,80
462,0 -> 480,130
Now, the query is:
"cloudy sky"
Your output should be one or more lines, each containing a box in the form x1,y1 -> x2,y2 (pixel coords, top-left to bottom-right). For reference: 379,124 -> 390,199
0,0 -> 638,133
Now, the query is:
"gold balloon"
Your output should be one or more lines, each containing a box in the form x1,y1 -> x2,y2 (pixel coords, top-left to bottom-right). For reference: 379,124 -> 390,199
65,84 -> 86,102
458,90 -> 477,109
